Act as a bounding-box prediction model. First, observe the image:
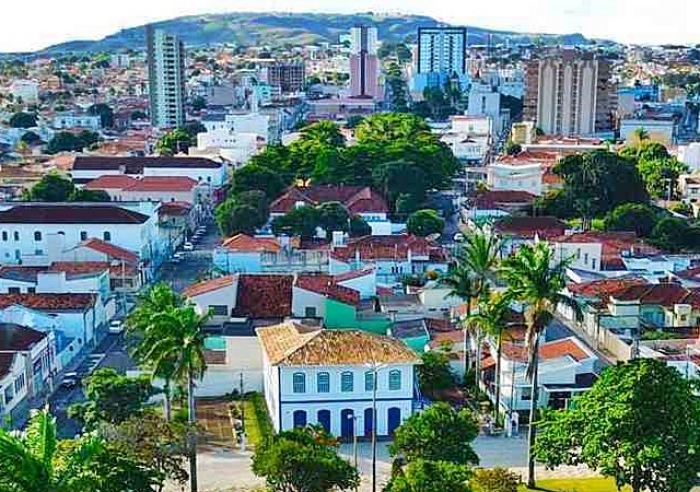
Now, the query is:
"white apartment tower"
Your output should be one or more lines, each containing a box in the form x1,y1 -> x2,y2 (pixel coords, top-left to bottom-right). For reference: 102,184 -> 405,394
417,27 -> 467,78
147,26 -> 186,129
524,51 -> 616,137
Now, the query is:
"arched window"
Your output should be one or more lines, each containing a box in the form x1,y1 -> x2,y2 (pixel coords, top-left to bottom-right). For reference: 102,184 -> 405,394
103,231 -> 111,242
317,372 -> 330,393
389,370 -> 401,391
1,231 -> 7,242
80,231 -> 88,241
34,231 -> 42,241
364,371 -> 374,392
292,372 -> 306,393
13,232 -> 19,241
341,371 -> 354,392
293,410 -> 307,428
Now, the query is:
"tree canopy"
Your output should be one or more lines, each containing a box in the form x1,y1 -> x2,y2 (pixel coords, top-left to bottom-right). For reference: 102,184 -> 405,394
215,190 -> 270,237
9,111 -> 37,128
384,459 -> 472,492
47,130 -> 100,154
604,203 -> 663,238
406,209 -> 445,237
535,358 -> 700,492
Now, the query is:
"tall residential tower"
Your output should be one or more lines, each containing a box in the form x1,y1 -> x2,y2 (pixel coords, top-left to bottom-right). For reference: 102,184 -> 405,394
349,25 -> 380,99
412,26 -> 467,92
147,25 -> 186,129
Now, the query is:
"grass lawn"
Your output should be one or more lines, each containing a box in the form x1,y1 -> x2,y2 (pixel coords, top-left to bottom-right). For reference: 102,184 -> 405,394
519,478 -> 631,491
242,400 -> 262,447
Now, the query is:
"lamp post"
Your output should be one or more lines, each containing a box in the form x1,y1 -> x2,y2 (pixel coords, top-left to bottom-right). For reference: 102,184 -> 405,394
346,413 -> 359,492
365,361 -> 387,492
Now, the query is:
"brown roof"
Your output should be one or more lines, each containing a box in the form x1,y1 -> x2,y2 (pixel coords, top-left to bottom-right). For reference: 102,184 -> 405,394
270,186 -> 389,214
0,352 -> 15,379
0,323 -> 47,351
184,275 -> 235,298
72,156 -> 222,172
256,322 -> 421,366
295,274 -> 360,306
471,190 -> 537,208
0,205 -> 149,224
496,150 -> 559,164
77,238 -> 139,264
0,293 -> 96,311
493,216 -> 567,239
47,261 -> 110,276
123,176 -> 198,192
331,235 -> 448,263
611,283 -> 700,309
221,234 -> 281,253
568,277 -> 648,300
232,274 -> 293,318
83,175 -> 138,190
501,338 -> 590,363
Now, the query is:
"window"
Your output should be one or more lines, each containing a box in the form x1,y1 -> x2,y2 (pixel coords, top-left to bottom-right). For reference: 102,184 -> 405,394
681,314 -> 688,322
103,231 -> 111,242
591,258 -> 597,270
304,307 -> 317,318
27,287 -> 35,294
13,232 -> 18,241
341,371 -> 354,392
14,374 -> 25,393
7,287 -> 20,294
34,231 -> 42,241
292,372 -> 306,393
317,372 -> 330,393
80,231 -> 88,241
576,248 -> 581,259
1,231 -> 7,242
35,249 -> 43,256
3,386 -> 13,403
522,387 -> 532,401
365,371 -> 375,392
209,305 -> 229,316
388,370 -> 401,391
584,253 -> 589,264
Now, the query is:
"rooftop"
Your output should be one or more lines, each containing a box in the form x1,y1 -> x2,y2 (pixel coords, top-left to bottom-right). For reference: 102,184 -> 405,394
493,216 -> 567,239
123,176 -> 199,193
0,323 -> 46,351
0,204 -> 150,225
295,274 -> 360,306
611,283 -> 700,309
0,293 -> 96,311
184,275 -> 235,298
331,235 -> 447,263
500,337 -> 592,363
72,155 -> 222,171
83,175 -> 139,190
220,234 -> 281,253
270,185 -> 389,215
232,274 -> 293,319
73,238 -> 139,264
256,322 -> 421,366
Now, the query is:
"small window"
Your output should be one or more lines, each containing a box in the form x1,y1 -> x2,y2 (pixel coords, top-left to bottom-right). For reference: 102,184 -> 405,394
1,231 -> 7,242
34,231 -> 42,241
14,374 -> 25,393
365,371 -> 375,392
584,253 -> 589,264
341,371 -> 354,392
4,386 -> 13,403
317,372 -> 330,393
293,372 -> 306,393
681,314 -> 688,322
209,305 -> 229,316
522,387 -> 532,401
13,232 -> 19,241
388,370 -> 401,391
80,231 -> 88,241
305,306 -> 317,318
27,287 -> 36,294
103,231 -> 111,242
7,287 -> 20,294
576,248 -> 581,259
591,258 -> 597,270
35,249 -> 43,256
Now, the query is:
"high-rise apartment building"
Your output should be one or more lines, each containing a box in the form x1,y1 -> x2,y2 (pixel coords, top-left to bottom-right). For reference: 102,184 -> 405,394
524,51 -> 616,137
262,63 -> 305,93
416,27 -> 467,86
349,25 -> 380,99
147,26 -> 186,129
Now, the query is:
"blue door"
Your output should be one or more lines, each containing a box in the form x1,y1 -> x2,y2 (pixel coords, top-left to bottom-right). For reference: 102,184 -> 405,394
364,408 -> 374,437
317,410 -> 331,433
293,410 -> 307,428
387,407 -> 401,435
340,409 -> 354,440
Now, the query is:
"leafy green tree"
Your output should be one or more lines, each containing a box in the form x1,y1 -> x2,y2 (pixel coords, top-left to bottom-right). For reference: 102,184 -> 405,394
417,349 -> 455,397
252,425 -> 359,492
390,402 -> 479,466
20,130 -> 42,145
87,103 -> 114,128
9,111 -> 37,128
345,115 -> 364,128
316,201 -> 350,238
231,164 -> 287,201
271,206 -> 320,240
68,368 -> 155,428
384,459 -> 472,492
395,192 -> 421,216
47,130 -> 100,154
289,121 -> 345,180
69,188 -> 112,202
650,217 -> 700,252
500,241 -> 579,488
472,467 -> 519,492
637,157 -> 688,199
156,128 -> 194,155
406,209 -> 445,237
215,201 -> 260,236
27,172 -> 75,201
349,215 -> 372,237
604,203 -> 661,238
535,359 -> 700,492
355,113 -> 430,144
504,140 -> 522,156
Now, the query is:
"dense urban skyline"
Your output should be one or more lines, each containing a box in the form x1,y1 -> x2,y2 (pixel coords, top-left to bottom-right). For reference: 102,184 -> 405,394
3,0 -> 700,53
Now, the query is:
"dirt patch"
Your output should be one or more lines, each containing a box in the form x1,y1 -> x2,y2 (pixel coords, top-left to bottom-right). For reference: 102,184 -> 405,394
197,399 -> 235,449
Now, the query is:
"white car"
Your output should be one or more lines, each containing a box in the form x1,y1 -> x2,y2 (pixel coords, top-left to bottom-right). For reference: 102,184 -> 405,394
109,319 -> 124,334
183,241 -> 194,251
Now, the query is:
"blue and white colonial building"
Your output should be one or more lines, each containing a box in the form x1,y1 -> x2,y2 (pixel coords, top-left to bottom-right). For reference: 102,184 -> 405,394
257,322 -> 422,438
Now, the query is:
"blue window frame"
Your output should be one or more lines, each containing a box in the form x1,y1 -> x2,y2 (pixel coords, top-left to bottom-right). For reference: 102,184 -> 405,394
317,372 -> 330,393
341,371 -> 354,392
364,371 -> 374,391
292,372 -> 306,393
389,370 -> 401,391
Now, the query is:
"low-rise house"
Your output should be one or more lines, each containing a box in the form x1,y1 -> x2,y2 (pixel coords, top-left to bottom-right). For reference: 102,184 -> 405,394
492,216 -> 568,256
257,322 -> 421,437
61,237 -> 145,289
464,190 -> 537,227
84,175 -> 202,205
679,174 -> 700,204
52,114 -> 102,131
487,151 -> 559,196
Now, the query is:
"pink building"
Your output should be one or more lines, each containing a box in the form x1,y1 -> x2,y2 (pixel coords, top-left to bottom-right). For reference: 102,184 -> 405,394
349,25 -> 381,100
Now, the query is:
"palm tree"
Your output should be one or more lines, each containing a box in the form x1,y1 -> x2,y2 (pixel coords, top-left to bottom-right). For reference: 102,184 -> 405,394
0,408 -> 102,492
466,291 -> 513,422
633,127 -> 650,143
500,240 -> 579,489
125,283 -> 184,421
443,228 -> 501,385
141,303 -> 209,492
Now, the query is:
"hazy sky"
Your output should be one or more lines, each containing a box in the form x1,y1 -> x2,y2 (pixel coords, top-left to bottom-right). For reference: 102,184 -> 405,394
2,0 -> 699,52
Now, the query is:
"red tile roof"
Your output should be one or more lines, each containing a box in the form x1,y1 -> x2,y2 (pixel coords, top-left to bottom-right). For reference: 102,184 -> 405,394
0,293 -> 96,311
77,238 -> 139,264
0,323 -> 47,351
493,216 -> 567,239
232,274 -> 293,319
471,190 -> 538,209
123,176 -> 198,192
331,235 -> 448,263
501,338 -> 590,363
160,202 -> 192,216
568,277 -> 648,299
47,261 -> 110,276
83,175 -> 138,190
496,150 -> 559,165
552,232 -> 660,271
0,205 -> 150,224
611,283 -> 700,309
221,234 -> 281,253
183,275 -> 235,298
334,267 -> 375,282
270,186 -> 389,214
295,274 -> 360,306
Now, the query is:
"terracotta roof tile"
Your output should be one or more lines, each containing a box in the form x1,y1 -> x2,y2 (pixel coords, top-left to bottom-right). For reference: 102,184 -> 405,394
493,216 -> 567,239
221,234 -> 281,253
83,175 -> 138,190
77,238 -> 139,264
331,235 -> 447,263
233,274 -> 293,319
295,274 -> 360,306
611,283 -> 700,309
568,277 -> 648,300
270,185 -> 389,214
160,202 -> 192,216
123,176 -> 199,192
501,337 -> 590,363
0,293 -> 96,311
47,261 -> 110,276
0,323 -> 47,351
184,275 -> 235,298
256,322 -> 421,366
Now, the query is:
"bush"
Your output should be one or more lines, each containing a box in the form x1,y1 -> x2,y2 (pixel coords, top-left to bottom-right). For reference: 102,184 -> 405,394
248,392 -> 274,441
472,467 -> 520,492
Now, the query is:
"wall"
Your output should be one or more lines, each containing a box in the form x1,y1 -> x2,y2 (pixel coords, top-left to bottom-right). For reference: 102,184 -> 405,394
324,298 -> 391,334
197,336 -> 264,396
213,250 -> 262,274
552,242 -> 602,272
292,287 -> 326,318
120,189 -> 197,205
188,283 -> 238,323
337,272 -> 376,299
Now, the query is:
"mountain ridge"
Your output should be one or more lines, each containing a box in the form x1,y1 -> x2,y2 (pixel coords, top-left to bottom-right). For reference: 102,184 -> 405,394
3,12 -> 609,56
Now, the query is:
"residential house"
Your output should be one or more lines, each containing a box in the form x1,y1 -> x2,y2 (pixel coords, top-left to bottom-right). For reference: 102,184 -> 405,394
679,174 -> 700,204
61,238 -> 145,289
492,216 -> 568,256
84,175 -> 202,206
52,114 -> 102,131
270,186 -> 393,236
257,322 -> 421,437
464,190 -> 537,227
487,151 -> 560,196
329,235 -> 449,286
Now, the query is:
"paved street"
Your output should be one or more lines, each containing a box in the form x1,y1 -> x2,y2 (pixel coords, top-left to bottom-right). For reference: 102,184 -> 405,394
158,224 -> 219,293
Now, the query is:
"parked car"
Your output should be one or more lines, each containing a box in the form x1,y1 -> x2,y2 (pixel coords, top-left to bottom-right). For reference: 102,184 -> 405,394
60,372 -> 80,389
109,319 -> 124,334
183,241 -> 194,251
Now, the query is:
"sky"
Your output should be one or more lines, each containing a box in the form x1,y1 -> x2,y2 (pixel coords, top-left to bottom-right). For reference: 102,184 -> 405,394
2,0 -> 699,52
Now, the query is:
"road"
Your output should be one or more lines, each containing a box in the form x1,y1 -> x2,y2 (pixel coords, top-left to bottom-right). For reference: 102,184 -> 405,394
158,224 -> 220,293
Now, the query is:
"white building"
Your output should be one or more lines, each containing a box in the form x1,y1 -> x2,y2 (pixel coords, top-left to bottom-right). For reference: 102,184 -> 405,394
52,114 -> 102,131
201,112 -> 279,144
257,322 -> 421,437
467,83 -> 504,133
110,54 -> 131,69
194,130 -> 261,166
438,116 -> 492,164
678,143 -> 700,173
9,80 -> 39,104
620,119 -> 676,146
147,26 -> 186,129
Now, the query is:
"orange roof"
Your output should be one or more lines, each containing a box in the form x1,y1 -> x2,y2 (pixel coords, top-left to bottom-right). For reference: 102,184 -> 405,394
496,150 -> 559,165
47,261 -> 110,275
84,175 -> 139,190
123,176 -> 198,193
78,238 -> 139,264
183,275 -> 235,298
221,234 -> 281,253
501,337 -> 590,363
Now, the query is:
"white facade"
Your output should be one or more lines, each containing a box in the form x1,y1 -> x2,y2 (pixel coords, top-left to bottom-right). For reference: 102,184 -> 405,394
0,354 -> 28,422
292,287 -> 326,318
71,164 -> 228,189
552,240 -> 602,272
110,54 -> 131,69
195,130 -> 260,166
678,143 -> 700,173
202,113 -> 278,143
487,162 -> 545,196
9,80 -> 39,104
52,114 -> 102,131
620,119 -> 675,145
467,83 -> 503,133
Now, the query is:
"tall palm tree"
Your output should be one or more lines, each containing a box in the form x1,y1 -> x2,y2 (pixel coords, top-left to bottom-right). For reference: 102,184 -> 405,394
633,127 -> 650,143
125,283 -> 184,421
443,228 -> 501,385
500,240 -> 579,489
0,408 -> 102,492
466,291 -> 513,422
141,304 -> 209,492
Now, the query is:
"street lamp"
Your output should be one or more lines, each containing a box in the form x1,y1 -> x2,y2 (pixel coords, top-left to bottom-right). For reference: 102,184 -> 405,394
346,413 -> 359,492
364,361 -> 387,492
